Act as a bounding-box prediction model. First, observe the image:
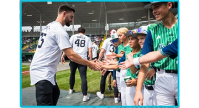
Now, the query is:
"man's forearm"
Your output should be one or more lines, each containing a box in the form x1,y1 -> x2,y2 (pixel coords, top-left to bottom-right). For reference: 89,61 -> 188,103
139,51 -> 166,64
102,64 -> 119,70
63,48 -> 90,66
129,66 -> 137,74
98,49 -> 105,61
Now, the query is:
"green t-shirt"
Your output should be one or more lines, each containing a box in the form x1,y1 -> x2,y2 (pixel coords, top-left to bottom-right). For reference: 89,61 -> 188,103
150,22 -> 178,71
117,43 -> 132,60
126,50 -> 142,79
117,43 -> 132,71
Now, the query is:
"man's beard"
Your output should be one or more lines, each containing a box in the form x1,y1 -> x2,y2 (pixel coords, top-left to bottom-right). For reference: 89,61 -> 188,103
65,18 -> 70,27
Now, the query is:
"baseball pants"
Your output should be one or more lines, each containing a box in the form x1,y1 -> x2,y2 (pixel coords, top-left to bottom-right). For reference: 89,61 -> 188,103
116,71 -> 121,92
143,85 -> 157,106
155,69 -> 178,105
120,69 -> 127,106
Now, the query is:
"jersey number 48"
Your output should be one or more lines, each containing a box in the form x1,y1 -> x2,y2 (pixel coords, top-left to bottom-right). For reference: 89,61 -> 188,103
75,39 -> 85,47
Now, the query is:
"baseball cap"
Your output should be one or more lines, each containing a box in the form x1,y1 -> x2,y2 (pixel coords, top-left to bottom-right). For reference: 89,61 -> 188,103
110,29 -> 119,43
144,2 -> 178,14
110,29 -> 119,40
126,29 -> 137,37
144,1 -> 162,9
130,26 -> 148,37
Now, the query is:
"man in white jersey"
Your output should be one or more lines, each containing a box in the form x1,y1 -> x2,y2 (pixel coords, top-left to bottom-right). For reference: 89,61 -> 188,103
96,36 -> 115,99
30,5 -> 100,106
61,27 -> 92,102
92,41 -> 99,60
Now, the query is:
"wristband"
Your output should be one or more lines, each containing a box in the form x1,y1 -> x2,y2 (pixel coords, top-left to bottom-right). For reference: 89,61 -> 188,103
133,57 -> 141,66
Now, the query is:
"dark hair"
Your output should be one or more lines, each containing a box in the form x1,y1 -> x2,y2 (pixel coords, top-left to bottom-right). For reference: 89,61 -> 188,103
58,5 -> 75,14
78,27 -> 86,33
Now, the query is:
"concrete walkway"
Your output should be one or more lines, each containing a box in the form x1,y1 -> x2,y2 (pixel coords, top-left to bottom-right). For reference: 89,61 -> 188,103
22,87 -> 121,106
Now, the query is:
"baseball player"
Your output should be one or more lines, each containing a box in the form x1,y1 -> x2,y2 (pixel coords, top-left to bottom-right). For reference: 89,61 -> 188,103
133,2 -> 178,106
96,32 -> 116,99
112,27 -> 132,106
92,41 -> 99,60
110,29 -> 121,103
124,29 -> 142,106
30,5 -> 100,106
135,25 -> 157,106
61,27 -> 92,102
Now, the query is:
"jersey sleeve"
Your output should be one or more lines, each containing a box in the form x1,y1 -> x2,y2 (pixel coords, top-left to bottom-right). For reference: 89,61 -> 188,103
141,31 -> 154,55
69,35 -> 74,46
101,39 -> 108,51
88,38 -> 92,48
55,32 -> 72,50
160,39 -> 178,59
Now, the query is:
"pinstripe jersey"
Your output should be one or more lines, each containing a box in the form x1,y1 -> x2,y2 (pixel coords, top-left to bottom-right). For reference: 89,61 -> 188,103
126,50 -> 142,79
144,66 -> 156,85
150,22 -> 178,71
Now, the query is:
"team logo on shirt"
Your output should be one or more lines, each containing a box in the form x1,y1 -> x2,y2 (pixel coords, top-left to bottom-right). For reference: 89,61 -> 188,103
158,43 -> 165,51
156,35 -> 161,39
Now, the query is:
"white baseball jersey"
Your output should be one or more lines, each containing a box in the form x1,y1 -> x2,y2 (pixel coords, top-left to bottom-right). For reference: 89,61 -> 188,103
92,44 -> 99,58
30,21 -> 71,86
70,34 -> 92,60
101,38 -> 115,71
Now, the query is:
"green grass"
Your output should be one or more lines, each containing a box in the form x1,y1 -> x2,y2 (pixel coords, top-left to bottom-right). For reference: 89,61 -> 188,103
22,65 -> 30,71
22,68 -> 114,97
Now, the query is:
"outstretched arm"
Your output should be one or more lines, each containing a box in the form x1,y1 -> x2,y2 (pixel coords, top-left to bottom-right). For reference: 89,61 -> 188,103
63,48 -> 101,71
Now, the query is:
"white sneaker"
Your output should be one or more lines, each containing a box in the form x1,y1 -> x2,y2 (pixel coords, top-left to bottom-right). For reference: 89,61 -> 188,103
114,97 -> 119,103
83,96 -> 90,102
96,92 -> 104,99
69,89 -> 73,94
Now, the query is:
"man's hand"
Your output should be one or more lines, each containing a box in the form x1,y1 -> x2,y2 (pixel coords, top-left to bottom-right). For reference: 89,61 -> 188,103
88,61 -> 101,71
134,91 -> 143,106
125,78 -> 137,87
61,54 -> 65,65
113,80 -> 117,87
101,69 -> 107,76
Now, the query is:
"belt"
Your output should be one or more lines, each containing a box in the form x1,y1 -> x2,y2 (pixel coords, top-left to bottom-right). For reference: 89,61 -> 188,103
145,85 -> 154,90
165,70 -> 178,74
156,68 -> 178,74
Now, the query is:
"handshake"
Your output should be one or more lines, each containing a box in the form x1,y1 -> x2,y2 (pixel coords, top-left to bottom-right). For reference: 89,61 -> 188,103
88,59 -> 103,71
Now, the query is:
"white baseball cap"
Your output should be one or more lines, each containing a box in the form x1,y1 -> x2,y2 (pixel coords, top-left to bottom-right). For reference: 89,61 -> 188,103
110,29 -> 119,41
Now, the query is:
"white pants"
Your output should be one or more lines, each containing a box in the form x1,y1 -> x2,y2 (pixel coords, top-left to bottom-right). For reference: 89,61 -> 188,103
120,69 -> 127,106
155,69 -> 178,105
116,70 -> 121,92
143,85 -> 156,106
125,86 -> 136,106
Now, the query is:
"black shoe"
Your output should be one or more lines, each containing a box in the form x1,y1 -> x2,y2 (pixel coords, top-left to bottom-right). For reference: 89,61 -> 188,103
108,85 -> 112,91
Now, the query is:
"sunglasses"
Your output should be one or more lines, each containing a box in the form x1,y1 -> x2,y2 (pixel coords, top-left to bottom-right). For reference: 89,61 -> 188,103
111,38 -> 119,43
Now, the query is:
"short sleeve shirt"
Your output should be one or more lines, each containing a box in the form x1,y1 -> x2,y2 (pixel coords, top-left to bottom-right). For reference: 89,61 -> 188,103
101,38 -> 115,71
30,21 -> 71,85
70,34 -> 92,60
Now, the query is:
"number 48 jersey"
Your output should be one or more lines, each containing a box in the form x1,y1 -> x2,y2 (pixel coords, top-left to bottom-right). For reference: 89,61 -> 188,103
70,34 -> 92,60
